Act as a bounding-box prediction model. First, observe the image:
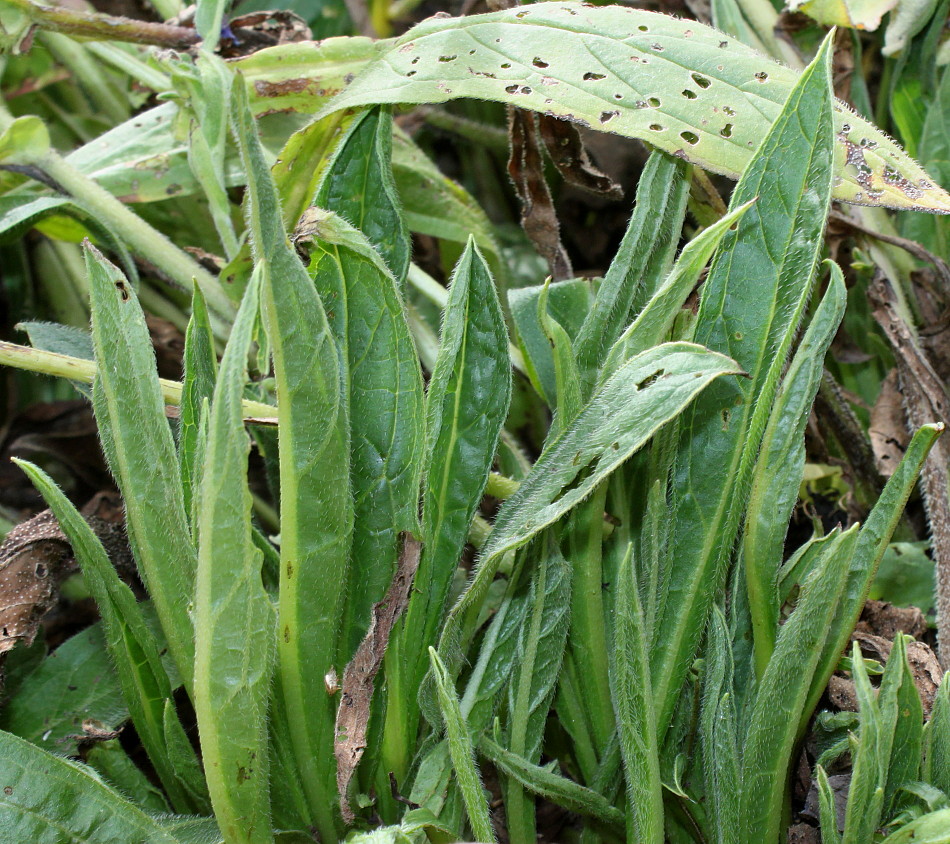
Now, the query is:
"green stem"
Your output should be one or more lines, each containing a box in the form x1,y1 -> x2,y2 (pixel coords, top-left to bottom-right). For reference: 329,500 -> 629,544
0,340 -> 276,418
33,150 -> 234,322
567,483 -> 614,752
2,0 -> 200,47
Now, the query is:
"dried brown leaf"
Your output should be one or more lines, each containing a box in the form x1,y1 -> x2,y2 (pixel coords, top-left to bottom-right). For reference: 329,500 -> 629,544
335,532 -> 422,823
507,108 -> 572,281
538,114 -> 623,200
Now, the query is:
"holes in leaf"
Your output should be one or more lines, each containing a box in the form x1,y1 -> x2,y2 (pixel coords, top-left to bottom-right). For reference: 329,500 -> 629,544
754,71 -> 768,82
636,369 -> 665,390
720,123 -> 733,137
533,57 -> 549,68
614,93 -> 623,99
652,43 -> 664,51
600,110 -> 618,123
407,70 -> 417,76
552,458 -> 600,504
681,131 -> 699,145
647,96 -> 661,107
692,73 -> 711,88
521,86 -> 532,94
584,72 -> 606,80
638,24 -> 648,31
682,89 -> 697,99
649,123 -> 663,131
501,62 -> 512,69
842,123 -> 852,132
439,55 -> 457,62
723,105 -> 736,115
719,40 -> 728,48
410,56 -> 419,64
516,9 -> 529,16
505,84 -> 519,93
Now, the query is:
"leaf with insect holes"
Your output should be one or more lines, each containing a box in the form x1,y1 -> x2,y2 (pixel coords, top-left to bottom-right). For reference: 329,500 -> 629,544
319,1 -> 950,214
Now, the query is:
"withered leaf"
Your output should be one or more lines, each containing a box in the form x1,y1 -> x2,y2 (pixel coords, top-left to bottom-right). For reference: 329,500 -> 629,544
538,114 -> 623,200
335,532 -> 422,823
871,274 -> 950,669
508,108 -> 572,281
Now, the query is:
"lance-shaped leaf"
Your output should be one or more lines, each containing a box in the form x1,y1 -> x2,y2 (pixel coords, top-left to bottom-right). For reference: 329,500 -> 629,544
295,206 -> 425,660
573,150 -> 689,390
649,35 -> 836,736
436,341 -> 742,679
743,263 -> 847,676
610,546 -> 663,844
391,239 -> 510,775
504,541 -> 571,842
318,2 -> 950,214
179,285 -> 217,528
429,648 -> 497,844
193,265 -> 276,844
740,526 -> 858,842
0,730 -> 186,843
232,80 -> 351,843
15,459 -> 209,816
315,106 -> 410,284
923,672 -> 950,792
85,243 -> 197,694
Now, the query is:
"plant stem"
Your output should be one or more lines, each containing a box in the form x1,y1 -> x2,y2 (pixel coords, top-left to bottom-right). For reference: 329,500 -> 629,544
0,340 -> 276,419
3,0 -> 200,47
34,150 -> 235,322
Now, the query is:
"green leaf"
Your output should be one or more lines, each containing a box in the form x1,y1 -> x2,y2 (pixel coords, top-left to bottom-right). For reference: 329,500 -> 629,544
390,239 -> 510,778
193,265 -> 276,844
610,545 -> 662,844
843,641 -> 888,844
816,766 -> 843,844
538,278 -> 582,433
650,34 -> 836,737
573,150 -> 689,390
85,242 -> 197,693
504,540 -> 571,841
743,262 -> 847,676
0,116 -> 50,166
231,79 -> 349,843
740,526 -> 858,842
598,198 -> 755,382
14,459 -> 209,816
438,341 -> 742,682
179,285 -> 217,528
392,129 -> 504,283
509,277 -> 593,407
318,2 -> 950,214
883,636 -> 924,816
315,106 -> 410,284
923,672 -> 950,792
0,730 -> 187,843
700,606 -> 740,844
881,809 -> 950,843
296,206 -> 425,660
478,736 -> 625,832
428,647 -> 497,844
0,624 -> 125,757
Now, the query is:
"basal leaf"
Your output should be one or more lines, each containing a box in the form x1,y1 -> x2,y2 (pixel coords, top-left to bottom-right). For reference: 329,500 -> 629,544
193,266 -> 276,844
389,239 -> 510,780
85,243 -> 197,694
232,79 -> 350,843
743,262 -> 847,675
295,207 -> 424,661
318,2 -> 950,214
0,624 -> 125,758
610,546 -> 662,844
573,150 -> 689,390
650,35 -> 836,735
315,105 -> 410,284
0,730 -> 185,843
428,648 -> 497,844
16,459 -> 208,815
